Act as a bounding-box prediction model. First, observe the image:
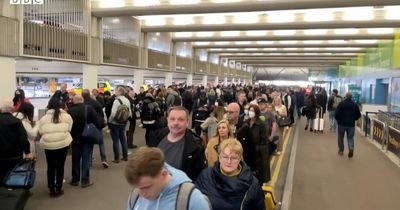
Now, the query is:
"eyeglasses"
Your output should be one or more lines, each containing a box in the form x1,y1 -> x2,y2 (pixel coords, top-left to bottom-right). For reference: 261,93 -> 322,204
219,155 -> 240,162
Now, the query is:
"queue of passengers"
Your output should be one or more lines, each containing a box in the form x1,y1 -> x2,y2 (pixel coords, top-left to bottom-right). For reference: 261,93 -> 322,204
1,82 -> 332,210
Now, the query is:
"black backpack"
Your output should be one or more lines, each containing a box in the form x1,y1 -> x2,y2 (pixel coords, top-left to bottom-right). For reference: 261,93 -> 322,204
140,98 -> 161,125
172,94 -> 182,106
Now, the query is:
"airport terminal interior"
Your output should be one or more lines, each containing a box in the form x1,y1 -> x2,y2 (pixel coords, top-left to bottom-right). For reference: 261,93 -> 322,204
1,0 -> 400,210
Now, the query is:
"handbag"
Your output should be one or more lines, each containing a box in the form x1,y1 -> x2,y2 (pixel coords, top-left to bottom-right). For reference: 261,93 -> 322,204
4,160 -> 36,189
81,105 -> 101,144
277,116 -> 291,127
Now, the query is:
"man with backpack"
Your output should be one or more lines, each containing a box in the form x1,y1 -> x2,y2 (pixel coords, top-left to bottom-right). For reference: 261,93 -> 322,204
139,94 -> 167,145
327,89 -> 342,132
125,147 -> 211,210
166,86 -> 182,109
108,87 -> 131,163
192,91 -> 210,136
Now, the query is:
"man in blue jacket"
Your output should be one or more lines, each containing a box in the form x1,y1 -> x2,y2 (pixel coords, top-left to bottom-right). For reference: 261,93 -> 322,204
335,92 -> 361,158
124,147 -> 211,210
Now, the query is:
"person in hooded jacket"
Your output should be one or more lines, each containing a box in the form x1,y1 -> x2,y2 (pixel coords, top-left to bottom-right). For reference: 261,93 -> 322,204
125,147 -> 211,210
195,139 -> 265,210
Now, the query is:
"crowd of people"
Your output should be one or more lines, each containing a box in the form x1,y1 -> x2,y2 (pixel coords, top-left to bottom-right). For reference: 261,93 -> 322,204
0,82 -> 361,210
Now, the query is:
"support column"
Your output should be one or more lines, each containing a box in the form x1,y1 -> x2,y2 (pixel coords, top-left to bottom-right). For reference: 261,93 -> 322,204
165,72 -> 173,87
0,57 -> 16,100
224,77 -> 228,85
134,69 -> 144,93
232,77 -> 235,84
187,74 -> 193,86
82,64 -> 98,91
202,75 -> 208,87
214,76 -> 219,87
238,78 -> 241,84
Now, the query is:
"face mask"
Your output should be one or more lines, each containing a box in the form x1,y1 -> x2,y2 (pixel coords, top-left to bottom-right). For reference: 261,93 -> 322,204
249,111 -> 256,118
223,114 -> 228,119
244,110 -> 249,115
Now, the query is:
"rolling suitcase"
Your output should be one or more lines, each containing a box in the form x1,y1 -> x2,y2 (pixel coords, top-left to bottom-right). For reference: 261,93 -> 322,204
0,187 -> 30,210
313,106 -> 324,133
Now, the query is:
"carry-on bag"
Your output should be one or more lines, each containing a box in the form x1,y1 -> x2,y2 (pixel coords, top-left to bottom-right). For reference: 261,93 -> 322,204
0,187 -> 30,210
3,160 -> 36,189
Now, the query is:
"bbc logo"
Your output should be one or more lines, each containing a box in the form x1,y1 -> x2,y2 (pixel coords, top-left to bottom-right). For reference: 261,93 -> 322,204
10,0 -> 44,4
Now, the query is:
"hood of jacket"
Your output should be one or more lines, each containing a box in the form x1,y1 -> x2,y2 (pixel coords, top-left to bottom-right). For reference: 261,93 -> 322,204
131,164 -> 192,210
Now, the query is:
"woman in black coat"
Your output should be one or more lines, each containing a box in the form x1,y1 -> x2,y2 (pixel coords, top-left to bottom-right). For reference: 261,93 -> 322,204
195,139 -> 265,210
246,104 -> 270,184
304,94 -> 318,131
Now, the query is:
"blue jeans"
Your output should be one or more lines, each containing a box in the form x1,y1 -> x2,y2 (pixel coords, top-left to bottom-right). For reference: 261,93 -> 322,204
329,111 -> 337,130
109,123 -> 128,161
72,143 -> 93,184
337,125 -> 355,152
98,133 -> 107,161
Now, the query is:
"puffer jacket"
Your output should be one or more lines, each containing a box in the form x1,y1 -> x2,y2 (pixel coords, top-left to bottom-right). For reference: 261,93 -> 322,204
195,161 -> 265,210
38,109 -> 73,150
13,112 -> 38,155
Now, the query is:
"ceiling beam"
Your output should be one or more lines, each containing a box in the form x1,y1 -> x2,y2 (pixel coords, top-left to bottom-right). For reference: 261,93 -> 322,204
240,60 -> 345,64
221,55 -> 355,59
209,50 -> 365,53
251,64 -> 339,67
229,57 -> 350,61
218,54 -> 358,57
194,43 -> 375,49
92,0 -> 400,17
142,20 -> 400,32
173,34 -> 393,42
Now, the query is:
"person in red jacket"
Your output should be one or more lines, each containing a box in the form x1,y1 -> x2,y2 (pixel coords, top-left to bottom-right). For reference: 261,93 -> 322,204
12,89 -> 30,113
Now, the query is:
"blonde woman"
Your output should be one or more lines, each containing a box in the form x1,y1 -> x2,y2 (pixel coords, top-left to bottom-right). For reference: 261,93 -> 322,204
273,96 -> 287,155
201,106 -> 226,140
38,97 -> 73,197
196,139 -> 265,210
205,120 -> 234,167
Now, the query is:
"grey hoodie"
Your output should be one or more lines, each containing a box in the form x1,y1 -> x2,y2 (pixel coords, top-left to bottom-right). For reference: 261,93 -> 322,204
126,164 -> 211,210
166,91 -> 180,108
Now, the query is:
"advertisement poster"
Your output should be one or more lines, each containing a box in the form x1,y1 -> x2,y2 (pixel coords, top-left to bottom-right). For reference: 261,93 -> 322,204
391,77 -> 400,112
348,84 -> 362,104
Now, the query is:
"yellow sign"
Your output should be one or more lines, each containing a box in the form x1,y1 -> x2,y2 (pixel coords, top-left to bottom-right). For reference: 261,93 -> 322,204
393,32 -> 400,68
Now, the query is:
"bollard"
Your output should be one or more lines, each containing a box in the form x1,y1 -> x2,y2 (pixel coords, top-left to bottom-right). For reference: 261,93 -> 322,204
262,185 -> 276,210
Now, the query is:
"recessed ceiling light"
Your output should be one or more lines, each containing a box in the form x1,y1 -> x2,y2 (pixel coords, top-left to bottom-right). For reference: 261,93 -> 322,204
304,10 -> 333,22
274,30 -> 296,36
279,40 -> 298,44
220,31 -> 240,37
246,31 -> 267,36
170,0 -> 200,5
342,7 -> 374,21
333,28 -> 359,35
303,29 -> 327,35
196,32 -> 214,37
268,11 -> 295,23
302,40 -> 323,44
235,41 -> 252,45
134,0 -> 160,7
367,28 -> 394,34
354,40 -> 378,44
257,41 -> 274,45
174,32 -> 193,38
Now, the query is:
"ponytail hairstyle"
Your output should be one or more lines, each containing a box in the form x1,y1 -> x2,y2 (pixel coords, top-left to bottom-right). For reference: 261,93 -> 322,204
47,97 -> 62,123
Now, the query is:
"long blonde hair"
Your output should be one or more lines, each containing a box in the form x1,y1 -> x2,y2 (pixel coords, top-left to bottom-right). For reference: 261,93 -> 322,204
214,119 -> 234,138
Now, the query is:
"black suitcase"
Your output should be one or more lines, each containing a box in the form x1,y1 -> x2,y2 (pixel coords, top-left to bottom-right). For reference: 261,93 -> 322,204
0,187 -> 30,210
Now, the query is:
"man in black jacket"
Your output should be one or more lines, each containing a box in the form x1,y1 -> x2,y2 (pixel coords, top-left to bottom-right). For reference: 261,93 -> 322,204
82,89 -> 108,168
148,106 -> 206,181
0,100 -> 33,184
68,95 -> 100,187
226,103 -> 255,170
335,92 -> 361,158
